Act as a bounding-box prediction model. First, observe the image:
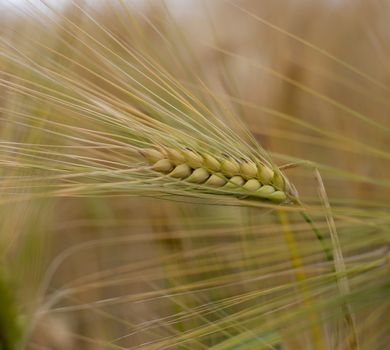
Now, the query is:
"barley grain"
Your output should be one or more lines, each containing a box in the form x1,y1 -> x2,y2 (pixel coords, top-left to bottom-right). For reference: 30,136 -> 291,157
152,159 -> 173,173
169,163 -> 192,178
187,168 -> 210,183
221,158 -> 240,177
242,179 -> 261,191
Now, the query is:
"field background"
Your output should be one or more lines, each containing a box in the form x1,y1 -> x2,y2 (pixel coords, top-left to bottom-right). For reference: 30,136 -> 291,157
0,1 -> 389,349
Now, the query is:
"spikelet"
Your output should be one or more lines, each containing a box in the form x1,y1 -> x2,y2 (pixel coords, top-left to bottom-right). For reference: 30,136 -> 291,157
240,161 -> 257,180
242,179 -> 261,191
166,148 -> 186,165
206,173 -> 227,187
220,157 -> 240,177
183,149 -> 203,168
203,154 -> 221,171
169,164 -> 192,178
140,149 -> 165,164
152,159 -> 173,173
186,168 -> 210,183
225,175 -> 245,188
140,147 -> 292,203
257,164 -> 274,185
256,185 -> 275,197
272,171 -> 285,189
268,191 -> 287,202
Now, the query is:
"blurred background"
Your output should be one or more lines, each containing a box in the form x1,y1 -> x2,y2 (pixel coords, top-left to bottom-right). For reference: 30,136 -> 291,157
0,1 -> 389,349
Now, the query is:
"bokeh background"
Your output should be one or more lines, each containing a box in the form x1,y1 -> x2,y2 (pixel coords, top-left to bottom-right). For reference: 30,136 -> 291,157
0,1 -> 389,349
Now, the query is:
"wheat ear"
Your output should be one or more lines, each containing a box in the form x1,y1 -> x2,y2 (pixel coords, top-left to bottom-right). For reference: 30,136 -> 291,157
140,147 -> 293,203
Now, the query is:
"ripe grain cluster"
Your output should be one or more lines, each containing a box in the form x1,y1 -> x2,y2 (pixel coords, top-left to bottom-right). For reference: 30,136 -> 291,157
141,147 -> 291,202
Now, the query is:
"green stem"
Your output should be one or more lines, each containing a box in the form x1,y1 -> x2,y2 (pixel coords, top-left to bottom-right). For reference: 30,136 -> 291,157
278,209 -> 325,350
300,210 -> 334,263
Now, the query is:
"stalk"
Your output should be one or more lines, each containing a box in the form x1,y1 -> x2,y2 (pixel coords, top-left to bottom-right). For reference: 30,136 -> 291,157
278,209 -> 325,350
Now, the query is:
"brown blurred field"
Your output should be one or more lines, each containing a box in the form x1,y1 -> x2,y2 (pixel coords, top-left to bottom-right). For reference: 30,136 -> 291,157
0,1 -> 389,349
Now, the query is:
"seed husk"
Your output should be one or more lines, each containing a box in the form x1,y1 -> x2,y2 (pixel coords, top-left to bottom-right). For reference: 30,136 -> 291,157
203,153 -> 221,171
140,149 -> 165,164
206,173 -> 227,187
240,161 -> 258,180
183,149 -> 203,168
268,191 -> 287,202
152,159 -> 173,173
256,185 -> 276,198
186,168 -> 210,183
272,171 -> 285,189
225,175 -> 245,188
243,178 -> 261,191
221,158 -> 240,177
170,163 -> 192,178
166,148 -> 185,165
258,165 -> 274,184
